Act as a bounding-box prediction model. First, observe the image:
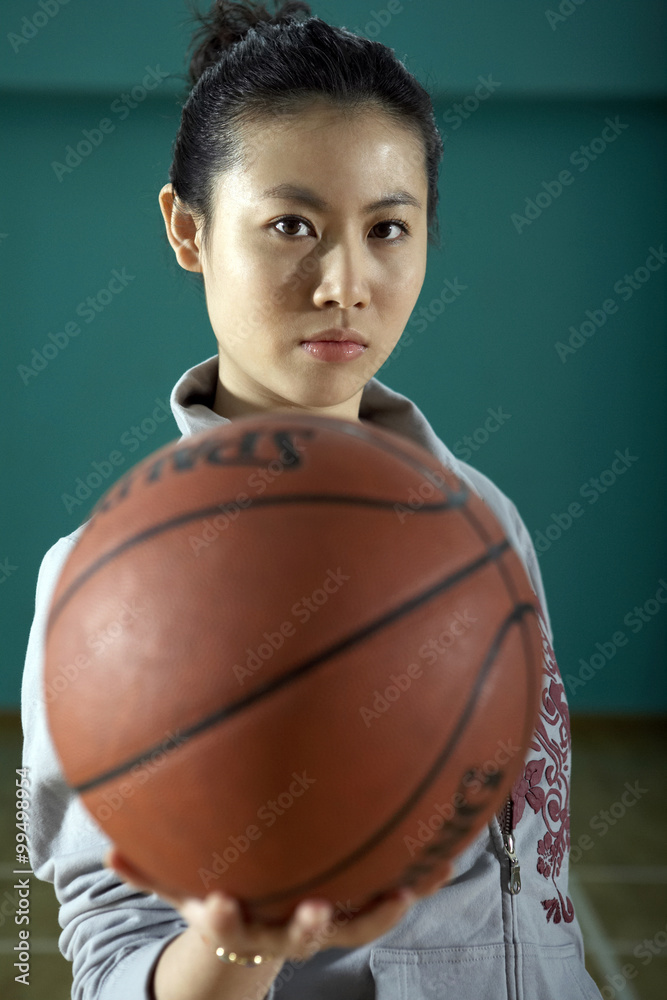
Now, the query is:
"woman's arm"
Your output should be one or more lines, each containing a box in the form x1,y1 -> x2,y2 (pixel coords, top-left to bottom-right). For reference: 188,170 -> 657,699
21,536 -> 190,999
150,923 -> 285,1000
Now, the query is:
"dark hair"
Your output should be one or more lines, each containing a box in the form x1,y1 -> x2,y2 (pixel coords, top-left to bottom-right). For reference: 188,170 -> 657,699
168,0 -> 444,257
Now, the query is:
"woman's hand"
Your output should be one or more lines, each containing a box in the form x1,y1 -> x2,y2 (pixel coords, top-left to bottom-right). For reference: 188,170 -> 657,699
104,847 -> 451,965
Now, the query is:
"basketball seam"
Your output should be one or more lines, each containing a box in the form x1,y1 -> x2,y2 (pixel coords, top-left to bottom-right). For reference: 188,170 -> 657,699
456,502 -> 542,773
47,492 -> 469,634
248,603 -> 539,909
71,539 -> 512,794
51,423 -> 542,914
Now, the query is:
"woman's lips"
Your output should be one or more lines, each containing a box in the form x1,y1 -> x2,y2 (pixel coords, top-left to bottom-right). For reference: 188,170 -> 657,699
300,341 -> 367,361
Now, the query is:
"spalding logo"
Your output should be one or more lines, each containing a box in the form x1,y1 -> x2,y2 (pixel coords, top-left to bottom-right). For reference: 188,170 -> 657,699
93,427 -> 316,516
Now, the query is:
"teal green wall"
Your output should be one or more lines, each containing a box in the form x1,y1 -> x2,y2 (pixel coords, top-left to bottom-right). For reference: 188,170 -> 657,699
2,0 -> 665,711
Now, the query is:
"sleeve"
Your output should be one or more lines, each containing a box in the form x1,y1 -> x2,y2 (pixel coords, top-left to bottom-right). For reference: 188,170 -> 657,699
504,494 -> 554,643
21,535 -> 188,1000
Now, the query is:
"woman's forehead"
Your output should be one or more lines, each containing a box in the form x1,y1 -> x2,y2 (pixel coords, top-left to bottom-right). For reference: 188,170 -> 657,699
218,108 -> 427,203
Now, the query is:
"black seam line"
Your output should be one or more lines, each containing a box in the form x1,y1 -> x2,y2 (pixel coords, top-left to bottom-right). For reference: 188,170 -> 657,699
457,499 -> 538,839
458,500 -> 540,754
518,611 -> 541,767
249,601 -> 538,908
71,537 -> 511,795
316,419 -> 469,504
47,491 -> 468,635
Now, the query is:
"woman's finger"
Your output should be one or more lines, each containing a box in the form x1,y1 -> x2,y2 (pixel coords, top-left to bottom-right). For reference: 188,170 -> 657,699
330,888 -> 417,947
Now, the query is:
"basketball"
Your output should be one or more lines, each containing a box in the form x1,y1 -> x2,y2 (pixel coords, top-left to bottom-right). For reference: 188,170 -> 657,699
44,413 -> 543,924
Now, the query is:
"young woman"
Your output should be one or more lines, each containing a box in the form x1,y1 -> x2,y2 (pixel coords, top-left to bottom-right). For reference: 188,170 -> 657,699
21,2 -> 604,998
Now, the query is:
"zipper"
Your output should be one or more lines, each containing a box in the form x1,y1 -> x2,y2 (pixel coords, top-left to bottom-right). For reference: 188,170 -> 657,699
498,794 -> 521,894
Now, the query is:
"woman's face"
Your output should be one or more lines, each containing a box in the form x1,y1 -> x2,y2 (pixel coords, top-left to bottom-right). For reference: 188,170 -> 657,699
161,102 -> 430,421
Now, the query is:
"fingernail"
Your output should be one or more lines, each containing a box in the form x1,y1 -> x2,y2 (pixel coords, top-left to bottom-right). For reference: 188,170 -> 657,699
180,899 -> 207,922
398,888 -> 417,905
210,892 -> 235,915
298,901 -> 331,925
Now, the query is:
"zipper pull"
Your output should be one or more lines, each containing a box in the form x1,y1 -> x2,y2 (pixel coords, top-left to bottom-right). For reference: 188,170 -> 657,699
502,831 -> 522,894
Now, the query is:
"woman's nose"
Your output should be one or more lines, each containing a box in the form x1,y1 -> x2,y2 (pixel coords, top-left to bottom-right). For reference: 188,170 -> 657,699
310,239 -> 371,310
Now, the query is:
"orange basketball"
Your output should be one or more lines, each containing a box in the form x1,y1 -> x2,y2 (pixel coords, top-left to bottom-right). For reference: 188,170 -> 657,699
44,413 -> 543,924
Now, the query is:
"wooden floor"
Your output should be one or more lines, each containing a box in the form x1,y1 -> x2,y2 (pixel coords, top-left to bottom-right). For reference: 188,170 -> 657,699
1,713 -> 665,999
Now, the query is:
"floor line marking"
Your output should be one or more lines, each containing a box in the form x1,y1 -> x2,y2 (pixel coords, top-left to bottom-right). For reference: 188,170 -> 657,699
0,938 -> 60,954
569,870 -> 640,1000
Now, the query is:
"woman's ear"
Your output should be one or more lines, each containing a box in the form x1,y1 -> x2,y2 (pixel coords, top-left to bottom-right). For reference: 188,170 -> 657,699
158,183 -> 203,274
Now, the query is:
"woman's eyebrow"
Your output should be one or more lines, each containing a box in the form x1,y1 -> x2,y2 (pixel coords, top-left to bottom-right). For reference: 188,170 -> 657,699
259,182 -> 422,213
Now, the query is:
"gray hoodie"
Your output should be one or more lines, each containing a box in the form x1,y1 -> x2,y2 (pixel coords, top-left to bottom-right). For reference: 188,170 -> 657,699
21,355 -> 603,999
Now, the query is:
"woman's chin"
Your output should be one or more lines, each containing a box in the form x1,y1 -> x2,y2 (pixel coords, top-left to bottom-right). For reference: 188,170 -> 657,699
280,384 -> 365,419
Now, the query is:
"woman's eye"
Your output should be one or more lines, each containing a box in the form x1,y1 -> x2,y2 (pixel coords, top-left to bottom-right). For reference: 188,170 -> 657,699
371,220 -> 411,241
273,217 -> 311,237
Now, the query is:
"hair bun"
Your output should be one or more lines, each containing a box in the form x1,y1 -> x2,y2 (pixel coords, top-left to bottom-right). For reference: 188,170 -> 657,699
186,0 -> 312,86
